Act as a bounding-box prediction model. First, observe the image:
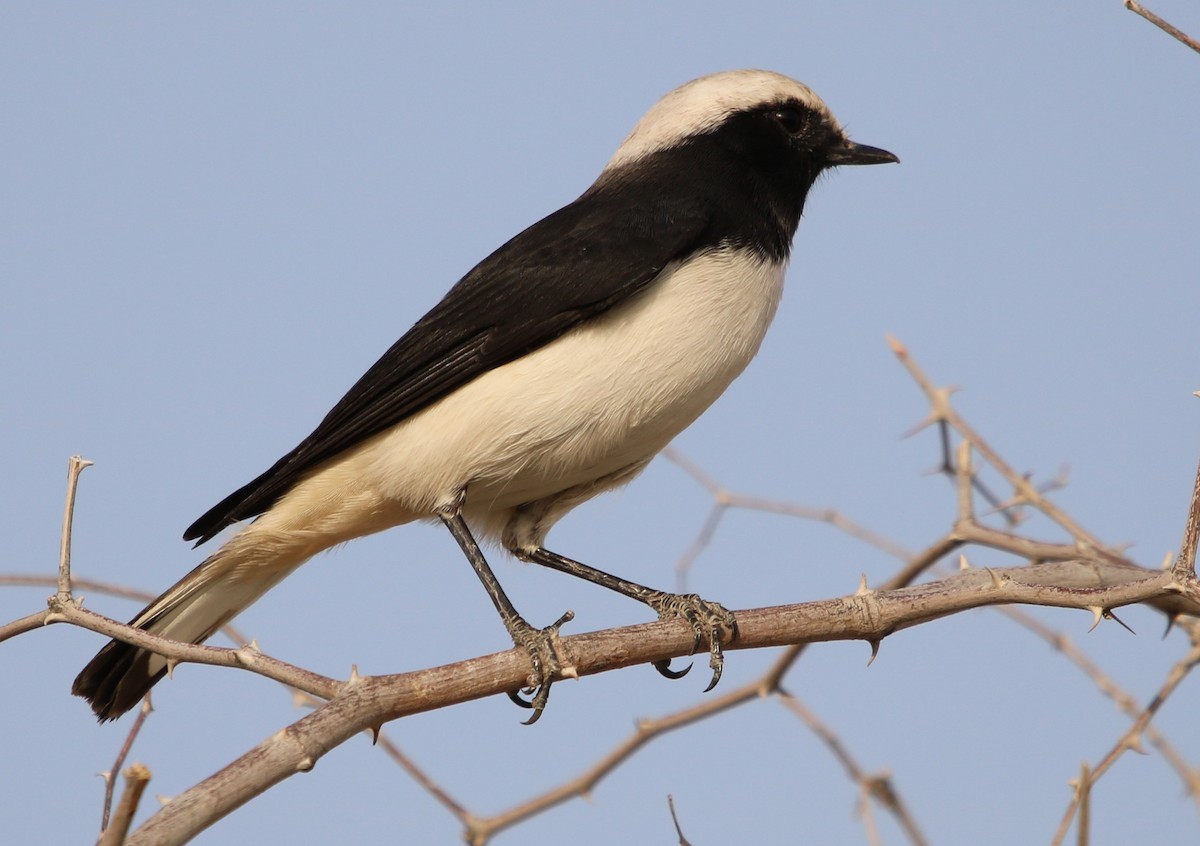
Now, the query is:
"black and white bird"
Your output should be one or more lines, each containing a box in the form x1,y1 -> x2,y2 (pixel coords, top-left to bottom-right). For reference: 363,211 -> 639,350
73,69 -> 896,722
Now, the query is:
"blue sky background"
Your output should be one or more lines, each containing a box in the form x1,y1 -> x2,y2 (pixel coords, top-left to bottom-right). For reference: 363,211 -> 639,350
3,3 -> 1199,844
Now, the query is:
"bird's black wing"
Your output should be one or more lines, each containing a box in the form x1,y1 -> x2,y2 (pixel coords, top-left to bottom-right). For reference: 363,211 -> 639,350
184,182 -> 713,544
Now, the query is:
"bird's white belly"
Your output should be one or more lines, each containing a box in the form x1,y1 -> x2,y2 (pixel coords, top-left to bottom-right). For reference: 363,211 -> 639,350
308,247 -> 786,543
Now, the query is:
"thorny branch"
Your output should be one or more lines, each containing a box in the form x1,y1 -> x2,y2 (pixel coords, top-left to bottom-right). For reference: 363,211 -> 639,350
4,341 -> 1200,844
450,339 -> 1200,845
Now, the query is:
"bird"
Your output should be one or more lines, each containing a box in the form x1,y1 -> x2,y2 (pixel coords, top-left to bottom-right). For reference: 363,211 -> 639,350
73,69 -> 897,723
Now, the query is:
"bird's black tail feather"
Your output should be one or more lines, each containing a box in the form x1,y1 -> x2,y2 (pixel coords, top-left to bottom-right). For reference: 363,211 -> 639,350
72,636 -> 167,722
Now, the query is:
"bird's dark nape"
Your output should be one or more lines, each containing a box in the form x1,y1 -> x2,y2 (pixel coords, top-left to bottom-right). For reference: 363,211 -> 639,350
72,639 -> 164,722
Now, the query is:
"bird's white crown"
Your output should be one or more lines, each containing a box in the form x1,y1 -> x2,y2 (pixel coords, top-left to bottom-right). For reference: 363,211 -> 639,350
606,69 -> 840,170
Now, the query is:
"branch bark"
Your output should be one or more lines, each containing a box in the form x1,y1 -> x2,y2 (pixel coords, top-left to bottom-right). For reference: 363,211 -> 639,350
125,556 -> 1199,845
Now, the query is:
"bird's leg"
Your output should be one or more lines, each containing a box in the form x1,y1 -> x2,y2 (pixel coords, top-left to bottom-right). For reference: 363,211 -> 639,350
438,506 -> 573,724
520,547 -> 738,692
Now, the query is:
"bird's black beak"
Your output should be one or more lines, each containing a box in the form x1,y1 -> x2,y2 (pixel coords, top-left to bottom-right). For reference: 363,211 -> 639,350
825,140 -> 899,167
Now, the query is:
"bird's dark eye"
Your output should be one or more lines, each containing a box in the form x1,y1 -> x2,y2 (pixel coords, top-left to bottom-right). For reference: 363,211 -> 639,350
772,107 -> 806,135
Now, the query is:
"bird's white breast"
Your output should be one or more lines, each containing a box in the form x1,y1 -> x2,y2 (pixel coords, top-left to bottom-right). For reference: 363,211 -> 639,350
290,247 -> 787,544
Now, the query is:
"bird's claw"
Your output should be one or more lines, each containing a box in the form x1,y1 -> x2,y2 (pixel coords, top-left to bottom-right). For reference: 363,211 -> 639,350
702,627 -> 725,692
507,689 -> 536,709
647,592 -> 737,692
653,658 -> 692,680
507,609 -> 574,725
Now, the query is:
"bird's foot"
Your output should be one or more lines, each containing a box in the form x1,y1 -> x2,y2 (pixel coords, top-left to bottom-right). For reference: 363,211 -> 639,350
645,592 -> 738,691
506,610 -> 575,725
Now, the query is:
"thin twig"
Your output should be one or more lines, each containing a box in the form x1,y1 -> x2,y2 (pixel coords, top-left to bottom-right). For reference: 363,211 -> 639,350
888,336 -> 1114,554
778,688 -> 928,846
41,602 -> 342,701
0,610 -> 50,644
1173,442 -> 1200,578
998,605 -> 1200,810
373,733 -> 470,821
57,455 -> 93,602
1051,639 -> 1200,844
100,696 -> 153,833
99,763 -> 151,846
1,573 -> 157,603
1090,639 -> 1200,779
1125,1 -> 1200,54
662,447 -> 912,589
667,795 -> 692,846
1076,762 -> 1091,846
463,679 -> 762,844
